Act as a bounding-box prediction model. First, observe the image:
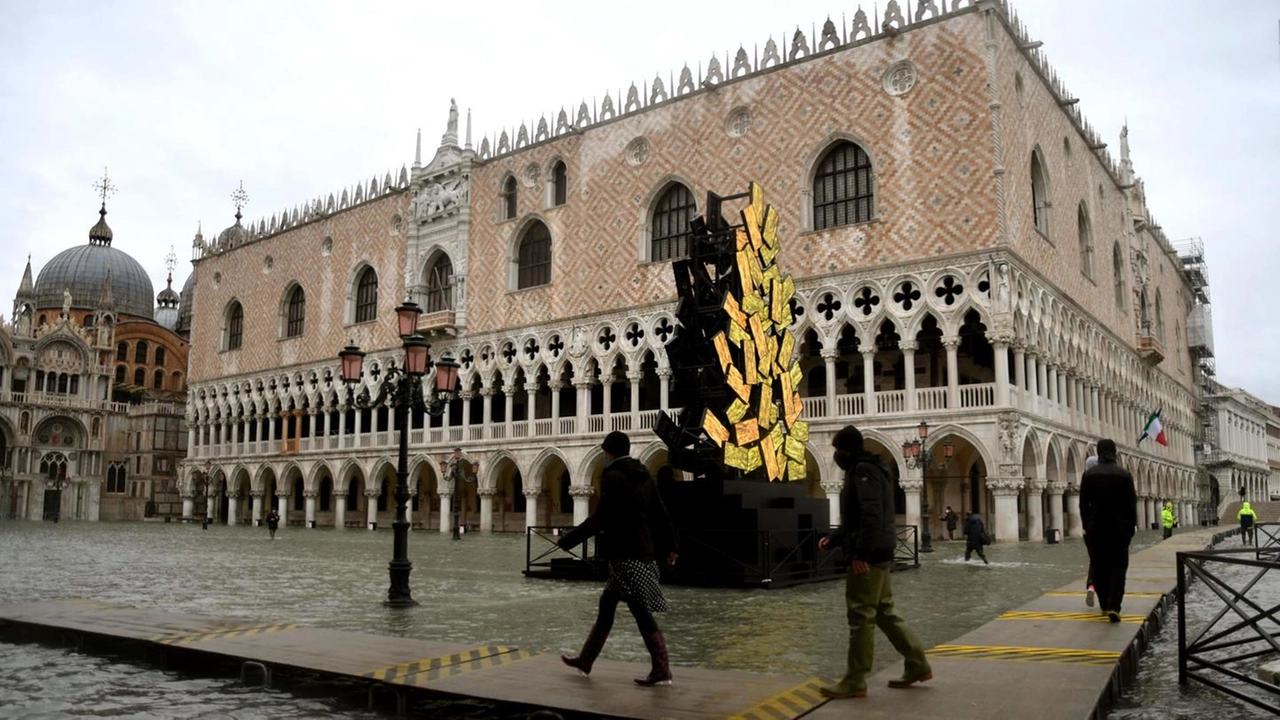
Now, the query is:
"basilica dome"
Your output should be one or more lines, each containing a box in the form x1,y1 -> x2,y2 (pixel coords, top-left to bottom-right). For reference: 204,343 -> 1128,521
32,205 -> 155,320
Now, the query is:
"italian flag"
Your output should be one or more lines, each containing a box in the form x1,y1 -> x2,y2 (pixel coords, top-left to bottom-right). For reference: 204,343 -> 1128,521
1139,409 -> 1167,446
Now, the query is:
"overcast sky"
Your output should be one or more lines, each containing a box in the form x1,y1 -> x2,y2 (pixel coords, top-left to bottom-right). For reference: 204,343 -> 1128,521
1,1 -> 1277,403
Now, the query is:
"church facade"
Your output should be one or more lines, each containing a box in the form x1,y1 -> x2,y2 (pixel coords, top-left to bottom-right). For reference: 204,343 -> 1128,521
182,0 -> 1201,541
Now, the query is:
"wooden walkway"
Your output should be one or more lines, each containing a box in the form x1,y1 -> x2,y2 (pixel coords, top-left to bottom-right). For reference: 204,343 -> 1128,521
0,528 -> 1228,719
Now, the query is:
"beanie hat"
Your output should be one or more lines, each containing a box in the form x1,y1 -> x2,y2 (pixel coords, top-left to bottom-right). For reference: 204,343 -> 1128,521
1085,456 -> 1098,471
602,431 -> 630,458
832,425 -> 865,455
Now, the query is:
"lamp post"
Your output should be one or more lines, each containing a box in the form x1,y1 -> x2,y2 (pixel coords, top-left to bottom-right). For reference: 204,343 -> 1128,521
901,421 -> 953,554
440,448 -> 478,540
338,299 -> 460,608
46,474 -> 70,523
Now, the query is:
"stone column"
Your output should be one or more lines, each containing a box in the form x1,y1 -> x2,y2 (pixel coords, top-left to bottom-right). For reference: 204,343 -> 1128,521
1012,343 -> 1026,409
822,349 -> 838,416
1045,364 -> 1058,408
943,336 -> 960,409
504,391 -> 514,435
900,478 -> 923,538
1136,496 -> 1148,532
479,487 -> 497,533
1057,370 -> 1068,420
1047,482 -> 1065,537
481,387 -> 493,438
276,495 -> 288,528
990,474 -> 1024,542
227,493 -> 239,526
1146,498 -> 1158,531
628,372 -> 642,427
901,341 -> 918,411
459,392 -> 473,438
575,380 -> 592,430
861,349 -> 877,415
1066,488 -> 1083,538
181,493 -> 194,522
438,490 -> 453,534
601,379 -> 613,425
405,489 -> 415,528
570,485 -> 593,526
524,489 -> 542,529
991,338 -> 1010,407
657,369 -> 672,411
821,479 -> 844,529
251,491 -> 263,526
205,493 -> 216,522
366,490 -> 379,530
304,491 -> 317,528
334,491 -> 346,529
549,382 -> 562,427
1026,479 -> 1045,542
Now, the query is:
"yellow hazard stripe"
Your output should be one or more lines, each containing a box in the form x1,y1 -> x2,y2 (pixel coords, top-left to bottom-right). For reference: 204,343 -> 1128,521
927,644 -> 1120,666
360,645 -> 516,682
397,649 -> 538,686
1045,591 -> 1165,599
725,677 -> 827,720
154,623 -> 296,645
999,610 -> 1143,624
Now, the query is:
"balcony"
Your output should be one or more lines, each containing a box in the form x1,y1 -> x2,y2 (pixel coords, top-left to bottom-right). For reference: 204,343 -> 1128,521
417,310 -> 457,336
1137,329 -> 1165,367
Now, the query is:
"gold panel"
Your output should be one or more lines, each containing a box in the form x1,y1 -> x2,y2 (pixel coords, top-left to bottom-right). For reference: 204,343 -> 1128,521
728,321 -> 747,346
790,420 -> 810,443
786,390 -> 804,427
749,315 -> 768,369
787,460 -> 807,481
760,433 -> 779,481
724,294 -> 747,329
744,342 -> 758,385
757,381 -> 774,430
743,205 -> 764,250
749,182 -> 765,222
761,239 -> 779,266
735,227 -> 749,252
726,398 -> 749,424
763,205 -> 779,246
789,361 -> 803,388
702,410 -> 730,447
713,332 -> 732,372
736,249 -> 755,294
778,333 -> 795,369
735,418 -> 760,445
727,366 -> 750,402
784,435 -> 807,463
742,291 -> 766,317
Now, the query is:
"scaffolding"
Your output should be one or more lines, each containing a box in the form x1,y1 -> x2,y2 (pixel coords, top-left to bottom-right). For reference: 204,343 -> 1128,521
1176,237 -> 1224,519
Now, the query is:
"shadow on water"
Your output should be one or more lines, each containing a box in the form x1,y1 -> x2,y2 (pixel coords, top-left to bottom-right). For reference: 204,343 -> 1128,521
0,521 -> 1188,717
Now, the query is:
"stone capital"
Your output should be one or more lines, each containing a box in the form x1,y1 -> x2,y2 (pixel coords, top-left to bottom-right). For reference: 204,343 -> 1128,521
568,485 -> 594,498
1046,481 -> 1068,495
987,478 -> 1023,496
438,488 -> 454,499
365,490 -> 380,499
898,341 -> 919,353
478,487 -> 498,498
250,491 -> 264,498
898,479 -> 924,492
860,347 -> 878,358
523,489 -> 543,499
941,336 -> 961,351
819,480 -> 844,495
303,490 -> 319,499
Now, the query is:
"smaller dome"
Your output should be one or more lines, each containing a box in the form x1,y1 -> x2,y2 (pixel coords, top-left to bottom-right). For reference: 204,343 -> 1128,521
156,273 -> 180,309
176,271 -> 195,336
217,211 -> 252,250
89,204 -> 113,245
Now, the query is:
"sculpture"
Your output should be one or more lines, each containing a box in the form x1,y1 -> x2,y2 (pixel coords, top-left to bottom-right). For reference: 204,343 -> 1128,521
62,288 -> 72,317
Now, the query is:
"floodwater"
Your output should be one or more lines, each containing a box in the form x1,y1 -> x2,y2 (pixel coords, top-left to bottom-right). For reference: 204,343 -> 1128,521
0,521 -> 1250,718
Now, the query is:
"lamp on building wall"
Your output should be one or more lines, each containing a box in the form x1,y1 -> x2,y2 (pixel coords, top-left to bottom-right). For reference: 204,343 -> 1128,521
902,421 -> 953,553
338,299 -> 461,608
439,447 -> 478,540
45,473 -> 71,523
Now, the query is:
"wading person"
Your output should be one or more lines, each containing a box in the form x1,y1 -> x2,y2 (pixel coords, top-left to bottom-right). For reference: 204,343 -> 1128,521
1161,501 -> 1177,540
942,506 -> 959,541
1079,439 -> 1137,624
817,425 -> 931,699
1239,501 -> 1258,545
557,431 -> 679,686
963,511 -> 989,564
266,508 -> 280,540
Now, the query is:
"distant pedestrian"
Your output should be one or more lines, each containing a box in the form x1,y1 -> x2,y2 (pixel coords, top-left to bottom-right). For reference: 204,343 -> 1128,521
1238,501 -> 1258,545
558,431 -> 679,687
266,509 -> 280,540
817,425 -> 931,699
1161,502 -> 1177,540
1083,456 -> 1098,608
1080,439 -> 1137,624
942,507 -> 959,541
963,511 -> 989,564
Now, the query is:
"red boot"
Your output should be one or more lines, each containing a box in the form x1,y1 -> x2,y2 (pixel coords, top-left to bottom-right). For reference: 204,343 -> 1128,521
634,631 -> 673,686
561,624 -> 609,676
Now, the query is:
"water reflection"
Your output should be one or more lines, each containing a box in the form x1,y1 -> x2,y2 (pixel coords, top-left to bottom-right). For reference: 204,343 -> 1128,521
0,522 -> 1170,717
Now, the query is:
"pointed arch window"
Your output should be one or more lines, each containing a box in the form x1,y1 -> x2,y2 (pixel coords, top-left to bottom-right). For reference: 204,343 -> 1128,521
502,176 -> 518,220
355,266 -> 378,323
1078,203 -> 1093,279
154,347 -> 166,367
813,141 -> 874,229
1113,242 -> 1127,313
153,369 -> 164,390
651,183 -> 696,262
552,161 -> 567,206
517,221 -> 552,289
1031,151 -> 1050,235
134,340 -> 149,364
116,342 -> 128,362
285,286 -> 306,338
226,301 -> 244,350
425,254 -> 454,312
1155,289 -> 1165,342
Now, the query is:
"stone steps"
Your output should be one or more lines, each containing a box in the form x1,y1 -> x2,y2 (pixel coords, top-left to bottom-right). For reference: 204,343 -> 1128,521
1218,501 -> 1280,524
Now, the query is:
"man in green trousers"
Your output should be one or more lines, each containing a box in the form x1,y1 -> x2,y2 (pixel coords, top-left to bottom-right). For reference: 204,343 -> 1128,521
817,425 -> 932,699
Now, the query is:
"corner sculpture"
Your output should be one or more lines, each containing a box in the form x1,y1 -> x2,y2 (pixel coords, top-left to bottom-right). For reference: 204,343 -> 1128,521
656,182 -> 809,483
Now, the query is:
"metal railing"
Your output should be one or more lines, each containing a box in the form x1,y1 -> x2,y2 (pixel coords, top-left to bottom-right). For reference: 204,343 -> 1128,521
896,524 -> 920,569
1177,524 -> 1280,715
524,525 -> 600,580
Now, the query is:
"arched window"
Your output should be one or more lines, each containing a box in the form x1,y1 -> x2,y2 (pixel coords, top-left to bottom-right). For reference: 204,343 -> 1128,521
116,342 -> 128,362
551,161 -> 567,206
354,266 -> 378,323
650,183 -> 696,262
517,221 -> 552,289
1155,290 -> 1165,342
226,301 -> 244,350
115,365 -> 126,383
153,369 -> 164,390
319,477 -> 332,512
134,340 -> 149,364
425,254 -> 454,312
133,368 -> 146,385
155,347 -> 166,367
502,176 -> 517,220
1078,203 -> 1093,279
813,141 -> 874,229
285,286 -> 306,338
1113,242 -> 1127,312
1031,150 -> 1050,235
346,478 -> 360,512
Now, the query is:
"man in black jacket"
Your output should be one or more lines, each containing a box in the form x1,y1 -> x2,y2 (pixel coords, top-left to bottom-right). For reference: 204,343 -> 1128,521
1079,438 -> 1137,623
557,431 -> 679,686
818,425 -> 931,699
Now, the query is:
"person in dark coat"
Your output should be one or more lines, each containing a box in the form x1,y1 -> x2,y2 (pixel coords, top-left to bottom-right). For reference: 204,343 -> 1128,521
963,512 -> 989,564
1079,438 -> 1137,623
266,509 -> 280,540
557,431 -> 679,686
817,425 -> 931,699
942,506 -> 959,541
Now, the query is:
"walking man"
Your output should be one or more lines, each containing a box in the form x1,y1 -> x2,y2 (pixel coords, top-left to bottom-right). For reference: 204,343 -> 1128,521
963,511 -> 989,564
942,506 -> 959,541
1239,501 -> 1258,545
1083,456 -> 1098,608
1161,501 -> 1177,540
266,508 -> 280,540
1079,439 -> 1137,624
818,425 -> 931,699
558,431 -> 679,686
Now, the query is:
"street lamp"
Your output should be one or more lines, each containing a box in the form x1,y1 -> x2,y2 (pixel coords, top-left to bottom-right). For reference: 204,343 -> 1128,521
338,299 -> 461,608
46,474 -> 71,523
901,421 -> 953,554
439,448 -> 479,540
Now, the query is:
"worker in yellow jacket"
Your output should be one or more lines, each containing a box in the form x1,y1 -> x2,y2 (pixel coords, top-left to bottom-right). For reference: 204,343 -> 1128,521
1161,502 -> 1176,540
1238,502 -> 1258,544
